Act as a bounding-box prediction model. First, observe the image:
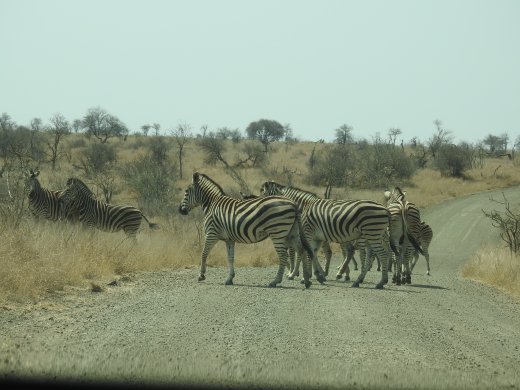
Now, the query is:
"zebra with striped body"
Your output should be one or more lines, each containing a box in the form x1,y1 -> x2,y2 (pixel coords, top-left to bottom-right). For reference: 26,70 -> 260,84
411,221 -> 433,275
261,181 -> 397,289
58,177 -> 158,239
23,169 -> 78,222
384,187 -> 424,285
240,190 -> 356,281
179,173 -> 314,288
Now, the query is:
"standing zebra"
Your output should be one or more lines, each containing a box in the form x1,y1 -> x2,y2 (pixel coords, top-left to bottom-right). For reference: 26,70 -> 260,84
384,187 -> 424,285
261,181 -> 397,289
239,190 -> 354,280
411,221 -> 433,275
23,169 -> 78,222
179,172 -> 314,288
58,177 -> 159,239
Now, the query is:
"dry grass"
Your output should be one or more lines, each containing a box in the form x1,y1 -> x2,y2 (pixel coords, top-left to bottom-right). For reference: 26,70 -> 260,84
462,245 -> 520,298
1,136 -> 520,304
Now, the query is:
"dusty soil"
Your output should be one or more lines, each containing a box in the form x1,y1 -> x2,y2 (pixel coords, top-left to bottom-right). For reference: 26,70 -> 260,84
1,187 -> 520,389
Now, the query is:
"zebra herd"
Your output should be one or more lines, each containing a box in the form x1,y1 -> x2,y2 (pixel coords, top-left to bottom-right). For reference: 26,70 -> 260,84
23,168 -> 433,289
23,169 -> 159,240
179,172 -> 433,289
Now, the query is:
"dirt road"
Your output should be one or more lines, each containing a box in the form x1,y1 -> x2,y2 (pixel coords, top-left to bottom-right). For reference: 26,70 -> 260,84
1,187 -> 520,389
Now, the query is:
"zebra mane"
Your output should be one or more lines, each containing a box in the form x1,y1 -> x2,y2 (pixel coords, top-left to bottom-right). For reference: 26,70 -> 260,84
66,177 -> 95,197
285,183 -> 318,198
193,172 -> 226,196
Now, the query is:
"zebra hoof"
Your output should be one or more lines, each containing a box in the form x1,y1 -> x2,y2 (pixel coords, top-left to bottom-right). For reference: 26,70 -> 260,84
316,274 -> 326,284
287,275 -> 295,280
268,282 -> 278,288
375,283 -> 384,289
225,279 -> 233,285
352,281 -> 360,288
377,267 -> 381,271
198,275 -> 206,282
344,276 -> 350,282
304,281 -> 312,289
335,274 -> 342,280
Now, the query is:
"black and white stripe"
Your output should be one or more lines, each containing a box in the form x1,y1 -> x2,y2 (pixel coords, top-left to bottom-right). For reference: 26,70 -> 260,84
384,187 -> 424,285
261,181 -> 397,289
24,169 -> 78,222
411,221 -> 433,275
179,173 -> 314,288
58,177 -> 158,239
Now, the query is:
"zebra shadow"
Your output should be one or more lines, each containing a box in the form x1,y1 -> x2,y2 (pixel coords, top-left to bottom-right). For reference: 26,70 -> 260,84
409,283 -> 449,290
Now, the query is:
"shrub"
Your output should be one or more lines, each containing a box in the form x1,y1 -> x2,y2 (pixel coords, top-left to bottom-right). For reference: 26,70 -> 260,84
434,143 -> 474,177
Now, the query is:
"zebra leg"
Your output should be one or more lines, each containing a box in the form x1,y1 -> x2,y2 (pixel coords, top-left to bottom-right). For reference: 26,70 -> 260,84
410,250 -> 419,272
310,240 -> 326,283
336,245 -> 354,281
425,250 -> 431,276
287,247 -> 296,278
198,235 -> 218,282
322,241 -> 333,277
352,245 -> 373,287
269,242 -> 290,288
403,245 -> 413,284
288,247 -> 300,280
225,240 -> 236,285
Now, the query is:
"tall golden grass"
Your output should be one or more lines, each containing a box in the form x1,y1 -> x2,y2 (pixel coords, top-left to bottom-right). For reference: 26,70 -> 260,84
462,245 -> 520,297
1,136 -> 519,304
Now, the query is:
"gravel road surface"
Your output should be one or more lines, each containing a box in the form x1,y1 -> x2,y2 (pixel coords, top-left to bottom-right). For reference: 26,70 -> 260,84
1,187 -> 520,389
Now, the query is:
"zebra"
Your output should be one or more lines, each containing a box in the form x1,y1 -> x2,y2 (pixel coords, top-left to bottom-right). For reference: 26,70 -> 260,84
179,172 -> 314,288
260,181 -> 398,289
23,169 -> 78,223
239,190 -> 355,281
410,221 -> 433,275
58,177 -> 159,240
384,187 -> 424,285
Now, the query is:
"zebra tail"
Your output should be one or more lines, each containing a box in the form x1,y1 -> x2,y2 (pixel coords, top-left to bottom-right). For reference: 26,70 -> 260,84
141,212 -> 160,230
390,240 -> 400,258
407,232 -> 424,256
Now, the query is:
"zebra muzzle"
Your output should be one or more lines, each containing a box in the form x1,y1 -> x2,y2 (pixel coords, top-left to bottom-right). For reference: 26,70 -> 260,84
179,205 -> 189,215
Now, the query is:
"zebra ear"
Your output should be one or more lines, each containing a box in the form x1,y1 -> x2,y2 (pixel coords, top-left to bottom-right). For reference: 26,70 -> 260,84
34,170 -> 40,177
193,172 -> 200,183
384,190 -> 391,199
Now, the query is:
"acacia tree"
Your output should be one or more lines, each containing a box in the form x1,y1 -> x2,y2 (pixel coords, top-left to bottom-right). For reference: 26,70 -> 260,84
82,107 -> 128,143
141,124 -> 151,136
388,128 -> 402,146
245,119 -> 285,152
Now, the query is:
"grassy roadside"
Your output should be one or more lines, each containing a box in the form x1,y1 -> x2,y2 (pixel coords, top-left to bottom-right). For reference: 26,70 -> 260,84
1,140 -> 519,304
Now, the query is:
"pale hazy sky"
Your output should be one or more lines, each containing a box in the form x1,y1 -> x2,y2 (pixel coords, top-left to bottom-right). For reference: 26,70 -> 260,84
1,0 -> 519,143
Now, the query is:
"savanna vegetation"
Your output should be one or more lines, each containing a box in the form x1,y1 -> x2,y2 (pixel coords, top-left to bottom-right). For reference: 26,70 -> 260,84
1,110 -> 519,304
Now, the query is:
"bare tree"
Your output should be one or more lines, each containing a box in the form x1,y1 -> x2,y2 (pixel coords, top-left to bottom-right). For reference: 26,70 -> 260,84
428,119 -> 453,158
46,113 -> 71,170
171,123 -> 192,179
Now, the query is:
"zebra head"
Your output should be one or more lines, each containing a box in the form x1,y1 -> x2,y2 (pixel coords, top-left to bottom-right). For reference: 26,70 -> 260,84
260,181 -> 284,196
23,169 -> 41,198
179,172 -> 226,215
179,184 -> 197,215
384,187 -> 406,205
57,178 -> 91,220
